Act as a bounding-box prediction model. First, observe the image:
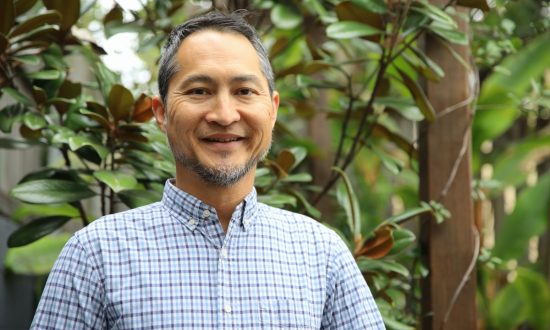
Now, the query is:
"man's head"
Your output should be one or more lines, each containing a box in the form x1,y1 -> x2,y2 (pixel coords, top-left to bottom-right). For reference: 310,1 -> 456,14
152,11 -> 279,188
158,11 -> 275,106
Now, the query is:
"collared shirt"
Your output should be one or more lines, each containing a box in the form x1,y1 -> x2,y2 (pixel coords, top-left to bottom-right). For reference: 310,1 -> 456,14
31,180 -> 385,329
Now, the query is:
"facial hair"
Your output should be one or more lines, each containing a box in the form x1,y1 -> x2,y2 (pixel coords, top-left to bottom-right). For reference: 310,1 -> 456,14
168,137 -> 271,187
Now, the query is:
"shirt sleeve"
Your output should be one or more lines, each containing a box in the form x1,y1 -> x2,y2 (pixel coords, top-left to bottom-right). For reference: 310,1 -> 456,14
321,233 -> 385,329
31,235 -> 106,330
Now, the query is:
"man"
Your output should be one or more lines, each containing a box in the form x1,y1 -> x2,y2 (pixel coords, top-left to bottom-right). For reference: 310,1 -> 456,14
31,11 -> 384,329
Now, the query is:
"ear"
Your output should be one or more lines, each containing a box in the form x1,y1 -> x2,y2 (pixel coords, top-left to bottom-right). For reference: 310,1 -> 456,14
270,91 -> 280,129
152,96 -> 167,131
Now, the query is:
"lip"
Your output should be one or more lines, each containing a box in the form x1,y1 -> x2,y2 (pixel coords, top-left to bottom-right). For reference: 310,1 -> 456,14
201,133 -> 246,151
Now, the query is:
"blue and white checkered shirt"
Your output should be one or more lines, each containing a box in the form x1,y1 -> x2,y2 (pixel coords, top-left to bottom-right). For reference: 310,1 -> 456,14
32,180 -> 384,329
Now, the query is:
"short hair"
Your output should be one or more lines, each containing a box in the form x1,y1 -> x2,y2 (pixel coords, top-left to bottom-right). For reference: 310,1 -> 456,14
158,11 -> 275,105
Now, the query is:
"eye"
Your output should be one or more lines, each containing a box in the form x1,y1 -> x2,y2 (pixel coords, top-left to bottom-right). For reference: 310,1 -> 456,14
186,88 -> 209,96
236,88 -> 255,96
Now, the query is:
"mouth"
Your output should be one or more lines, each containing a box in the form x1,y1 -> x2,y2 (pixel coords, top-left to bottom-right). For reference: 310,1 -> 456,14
203,137 -> 244,143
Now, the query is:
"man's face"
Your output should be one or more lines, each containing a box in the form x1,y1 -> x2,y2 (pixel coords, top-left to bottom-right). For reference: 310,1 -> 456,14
155,30 -> 279,186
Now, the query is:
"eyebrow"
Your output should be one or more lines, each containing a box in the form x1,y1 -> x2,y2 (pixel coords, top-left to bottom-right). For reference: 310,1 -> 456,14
178,74 -> 264,90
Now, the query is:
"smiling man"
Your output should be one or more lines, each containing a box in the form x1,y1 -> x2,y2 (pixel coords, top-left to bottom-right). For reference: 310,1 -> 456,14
31,11 -> 384,329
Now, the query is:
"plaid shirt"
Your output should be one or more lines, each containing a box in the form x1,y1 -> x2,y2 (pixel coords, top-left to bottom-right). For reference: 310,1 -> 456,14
31,180 -> 384,329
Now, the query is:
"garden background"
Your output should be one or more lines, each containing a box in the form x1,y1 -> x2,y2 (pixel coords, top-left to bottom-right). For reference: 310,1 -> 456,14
0,0 -> 549,329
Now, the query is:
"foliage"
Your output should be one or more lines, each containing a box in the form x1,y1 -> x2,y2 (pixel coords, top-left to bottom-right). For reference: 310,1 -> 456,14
1,0 -> 549,328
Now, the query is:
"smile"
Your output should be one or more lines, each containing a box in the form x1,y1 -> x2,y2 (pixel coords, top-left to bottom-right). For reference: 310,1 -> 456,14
203,137 -> 243,142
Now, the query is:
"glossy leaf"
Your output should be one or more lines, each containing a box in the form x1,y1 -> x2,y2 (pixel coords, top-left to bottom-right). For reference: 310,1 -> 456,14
355,225 -> 394,259
429,22 -> 468,45
288,188 -> 321,219
118,189 -> 161,208
94,170 -> 138,193
132,93 -> 153,122
258,194 -> 297,208
0,137 -> 38,149
4,234 -> 71,275
474,32 -> 550,150
68,134 -> 109,160
411,3 -> 457,29
335,1 -> 383,32
375,97 -> 424,121
8,10 -> 61,38
23,112 -> 47,130
0,0 -> 14,36
10,179 -> 96,204
357,258 -> 410,277
12,203 -> 79,221
271,4 -> 303,30
327,21 -> 382,39
2,87 -> 34,106
493,173 -> 550,261
43,0 -> 80,31
7,216 -> 72,247
14,0 -> 38,16
334,167 -> 362,238
108,84 -> 134,122
0,103 -> 25,133
389,228 -> 416,255
397,68 -> 436,122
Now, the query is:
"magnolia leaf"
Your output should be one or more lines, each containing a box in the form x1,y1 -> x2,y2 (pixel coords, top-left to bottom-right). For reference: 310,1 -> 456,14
10,179 -> 96,204
7,216 -> 72,247
93,170 -> 138,193
4,234 -> 71,275
333,167 -> 362,238
288,188 -> 321,219
397,68 -> 436,122
43,0 -> 80,31
457,0 -> 490,11
0,0 -> 14,36
14,0 -> 39,16
269,37 -> 289,59
258,194 -> 297,208
0,103 -> 25,133
271,4 -> 303,30
355,225 -> 394,259
327,21 -> 381,39
2,87 -> 34,107
389,228 -> 416,254
23,112 -> 47,130
108,84 -> 134,122
276,149 -> 296,175
8,10 -> 61,38
68,134 -> 108,160
118,189 -> 161,208
132,93 -> 153,122
335,1 -> 384,31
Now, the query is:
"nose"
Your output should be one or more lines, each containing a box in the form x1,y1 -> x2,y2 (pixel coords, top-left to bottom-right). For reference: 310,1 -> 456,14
205,92 -> 240,126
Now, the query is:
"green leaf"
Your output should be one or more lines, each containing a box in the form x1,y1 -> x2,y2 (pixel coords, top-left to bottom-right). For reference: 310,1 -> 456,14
27,70 -> 63,80
333,167 -> 362,238
258,194 -> 297,208
389,228 -> 416,254
23,112 -> 47,130
474,32 -> 550,151
93,170 -> 138,193
493,135 -> 550,186
68,134 -> 108,160
8,10 -> 61,38
357,258 -> 410,277
107,84 -> 134,122
43,0 -> 80,31
386,204 -> 432,225
493,174 -> 550,261
288,188 -> 321,219
429,23 -> 468,45
0,103 -> 25,133
3,234 -> 71,275
0,0 -> 14,36
396,68 -> 436,122
271,4 -> 303,30
2,87 -> 34,107
281,173 -> 313,183
13,54 -> 41,65
411,3 -> 457,29
352,0 -> 387,14
118,189 -> 161,208
12,203 -> 79,221
7,216 -> 72,247
370,146 -> 403,175
10,179 -> 96,204
327,21 -> 382,39
375,97 -> 424,121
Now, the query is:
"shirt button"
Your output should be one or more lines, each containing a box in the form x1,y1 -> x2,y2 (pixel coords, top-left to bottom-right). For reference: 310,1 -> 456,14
202,209 -> 211,218
224,303 -> 232,313
188,218 -> 196,226
220,247 -> 228,258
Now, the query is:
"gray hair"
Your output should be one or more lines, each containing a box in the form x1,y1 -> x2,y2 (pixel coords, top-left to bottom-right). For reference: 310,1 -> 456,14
158,11 -> 275,106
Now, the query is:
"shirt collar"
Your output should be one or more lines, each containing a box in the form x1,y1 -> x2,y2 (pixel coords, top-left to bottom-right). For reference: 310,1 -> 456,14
161,179 -> 258,232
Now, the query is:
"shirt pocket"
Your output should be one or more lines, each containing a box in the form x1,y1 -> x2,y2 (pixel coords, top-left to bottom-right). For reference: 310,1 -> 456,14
259,299 -> 317,329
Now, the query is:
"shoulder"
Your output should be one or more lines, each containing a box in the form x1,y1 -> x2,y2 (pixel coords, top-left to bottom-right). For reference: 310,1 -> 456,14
74,202 -> 165,243
256,203 -> 347,249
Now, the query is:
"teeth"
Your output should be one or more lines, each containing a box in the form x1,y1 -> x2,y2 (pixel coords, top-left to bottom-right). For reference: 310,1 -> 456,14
206,137 -> 239,142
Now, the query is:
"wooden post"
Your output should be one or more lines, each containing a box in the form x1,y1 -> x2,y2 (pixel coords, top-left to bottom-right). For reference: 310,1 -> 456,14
419,5 -> 478,330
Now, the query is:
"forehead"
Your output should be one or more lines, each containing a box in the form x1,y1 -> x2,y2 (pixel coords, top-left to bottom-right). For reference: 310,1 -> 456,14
174,30 -> 262,75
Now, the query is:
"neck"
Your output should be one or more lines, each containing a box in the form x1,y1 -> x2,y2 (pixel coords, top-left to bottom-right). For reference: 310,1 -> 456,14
174,166 -> 255,232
